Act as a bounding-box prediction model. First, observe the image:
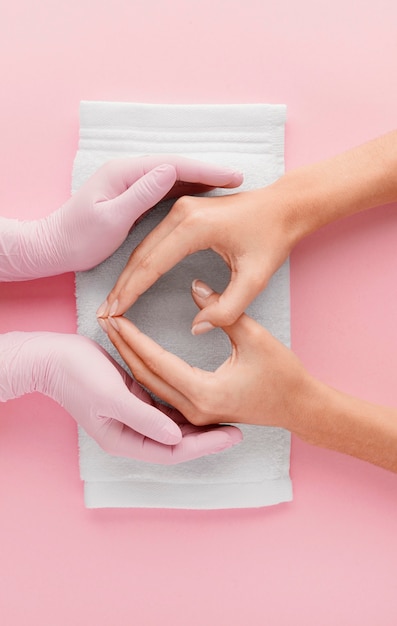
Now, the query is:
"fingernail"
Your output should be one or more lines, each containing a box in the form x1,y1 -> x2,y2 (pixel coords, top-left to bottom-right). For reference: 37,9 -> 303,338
108,316 -> 119,332
192,279 -> 213,298
97,318 -> 108,334
191,321 -> 214,335
96,299 -> 108,318
109,299 -> 119,317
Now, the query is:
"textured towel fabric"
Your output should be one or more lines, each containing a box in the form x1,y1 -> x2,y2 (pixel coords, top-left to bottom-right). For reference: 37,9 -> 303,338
74,101 -> 292,509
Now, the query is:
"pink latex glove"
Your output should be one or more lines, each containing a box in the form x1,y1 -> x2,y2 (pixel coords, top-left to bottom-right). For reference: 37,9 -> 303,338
0,332 -> 242,462
0,155 -> 243,281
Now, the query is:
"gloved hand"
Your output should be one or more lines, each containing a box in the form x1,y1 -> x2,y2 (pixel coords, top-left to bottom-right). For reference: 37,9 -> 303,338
0,332 -> 242,463
0,155 -> 242,282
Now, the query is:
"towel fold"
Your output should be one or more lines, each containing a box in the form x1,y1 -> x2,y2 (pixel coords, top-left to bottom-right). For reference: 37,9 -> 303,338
74,101 -> 292,509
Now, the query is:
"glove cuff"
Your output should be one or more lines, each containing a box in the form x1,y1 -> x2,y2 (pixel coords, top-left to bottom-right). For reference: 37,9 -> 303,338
0,332 -> 52,401
0,214 -> 64,282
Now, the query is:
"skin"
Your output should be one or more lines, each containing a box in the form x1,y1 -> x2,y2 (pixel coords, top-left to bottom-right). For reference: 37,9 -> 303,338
99,130 -> 397,471
104,282 -> 397,472
100,131 -> 397,331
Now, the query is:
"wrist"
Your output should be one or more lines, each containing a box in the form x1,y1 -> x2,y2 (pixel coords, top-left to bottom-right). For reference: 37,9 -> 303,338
0,215 -> 62,282
0,218 -> 27,282
291,376 -> 397,471
0,332 -> 55,401
269,169 -> 334,243
271,132 -> 397,243
19,214 -> 65,279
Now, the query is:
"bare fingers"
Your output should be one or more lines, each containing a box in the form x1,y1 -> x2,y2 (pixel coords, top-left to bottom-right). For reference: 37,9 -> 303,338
98,197 -> 212,318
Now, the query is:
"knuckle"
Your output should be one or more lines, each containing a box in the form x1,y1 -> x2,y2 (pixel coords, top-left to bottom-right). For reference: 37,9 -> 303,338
143,355 -> 161,377
138,251 -> 154,272
137,253 -> 163,283
129,364 -> 146,386
218,306 -> 239,327
172,195 -> 192,217
184,205 -> 206,228
172,195 -> 203,222
134,175 -> 157,204
117,284 -> 131,301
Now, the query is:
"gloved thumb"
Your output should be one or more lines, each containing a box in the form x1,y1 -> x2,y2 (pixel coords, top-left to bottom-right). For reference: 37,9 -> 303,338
100,164 -> 177,228
109,386 -> 182,446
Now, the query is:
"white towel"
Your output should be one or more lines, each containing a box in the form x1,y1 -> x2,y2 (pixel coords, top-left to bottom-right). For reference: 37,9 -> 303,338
74,101 -> 292,509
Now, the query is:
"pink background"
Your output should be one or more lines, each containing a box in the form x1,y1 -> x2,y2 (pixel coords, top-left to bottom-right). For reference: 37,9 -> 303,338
1,0 -> 397,623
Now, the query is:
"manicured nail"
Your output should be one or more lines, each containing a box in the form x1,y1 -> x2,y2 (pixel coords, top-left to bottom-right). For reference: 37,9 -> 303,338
191,321 -> 214,335
109,299 -> 119,317
96,300 -> 108,318
192,279 -> 213,298
108,316 -> 119,332
97,318 -> 108,334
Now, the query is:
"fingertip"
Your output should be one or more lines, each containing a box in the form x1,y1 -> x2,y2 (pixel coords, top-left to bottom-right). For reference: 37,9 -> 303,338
191,321 -> 215,336
109,298 -> 119,317
224,171 -> 244,188
152,163 -> 177,187
191,279 -> 213,299
142,407 -> 183,446
220,425 -> 243,445
162,422 -> 183,445
190,280 -> 217,334
96,299 -> 108,318
209,429 -> 242,454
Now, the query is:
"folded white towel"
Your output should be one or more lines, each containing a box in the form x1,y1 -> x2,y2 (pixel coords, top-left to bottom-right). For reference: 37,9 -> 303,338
74,101 -> 292,509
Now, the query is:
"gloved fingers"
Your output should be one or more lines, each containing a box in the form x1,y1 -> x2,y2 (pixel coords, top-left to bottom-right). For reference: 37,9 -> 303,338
110,391 -> 184,445
150,423 -> 242,465
114,374 -> 243,452
94,156 -> 242,205
70,338 -> 184,446
96,164 -> 177,227
94,417 -> 241,464
116,155 -> 243,190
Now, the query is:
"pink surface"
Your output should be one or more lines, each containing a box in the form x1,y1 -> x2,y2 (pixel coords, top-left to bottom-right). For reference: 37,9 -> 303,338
1,0 -> 397,623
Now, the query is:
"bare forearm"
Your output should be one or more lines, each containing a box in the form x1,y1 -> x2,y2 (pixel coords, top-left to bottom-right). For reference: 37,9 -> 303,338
274,130 -> 397,242
294,378 -> 397,471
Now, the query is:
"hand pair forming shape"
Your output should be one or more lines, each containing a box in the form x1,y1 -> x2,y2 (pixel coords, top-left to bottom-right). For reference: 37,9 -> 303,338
95,130 -> 397,474
4,131 -> 397,472
0,156 -> 245,463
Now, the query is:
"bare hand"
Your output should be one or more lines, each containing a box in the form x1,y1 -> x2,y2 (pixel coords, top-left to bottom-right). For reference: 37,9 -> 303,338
101,184 -> 296,332
102,280 -> 312,430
